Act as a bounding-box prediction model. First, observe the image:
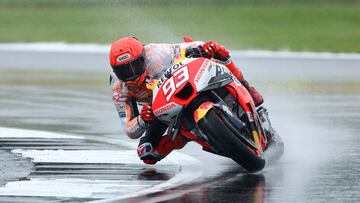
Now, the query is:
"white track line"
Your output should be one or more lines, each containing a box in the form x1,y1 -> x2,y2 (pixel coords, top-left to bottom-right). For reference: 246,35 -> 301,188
0,127 -> 83,139
0,43 -> 359,60
0,127 -> 201,200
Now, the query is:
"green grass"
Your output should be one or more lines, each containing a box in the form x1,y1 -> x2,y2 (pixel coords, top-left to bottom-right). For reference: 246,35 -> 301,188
0,0 -> 359,52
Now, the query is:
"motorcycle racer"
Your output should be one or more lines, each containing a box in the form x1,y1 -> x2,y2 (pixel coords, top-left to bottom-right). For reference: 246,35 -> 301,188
109,36 -> 264,164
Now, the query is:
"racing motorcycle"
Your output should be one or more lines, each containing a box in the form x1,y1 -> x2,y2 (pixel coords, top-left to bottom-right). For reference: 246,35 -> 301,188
148,48 -> 284,172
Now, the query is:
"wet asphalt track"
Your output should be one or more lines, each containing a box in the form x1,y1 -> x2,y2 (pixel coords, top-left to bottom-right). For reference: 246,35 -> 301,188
1,45 -> 360,202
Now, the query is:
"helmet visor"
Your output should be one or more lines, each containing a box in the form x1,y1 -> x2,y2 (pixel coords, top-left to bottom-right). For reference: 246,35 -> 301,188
112,54 -> 145,82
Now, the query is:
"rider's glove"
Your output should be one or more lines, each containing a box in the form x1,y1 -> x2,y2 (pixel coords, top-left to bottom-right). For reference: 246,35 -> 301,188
200,41 -> 230,63
140,104 -> 155,123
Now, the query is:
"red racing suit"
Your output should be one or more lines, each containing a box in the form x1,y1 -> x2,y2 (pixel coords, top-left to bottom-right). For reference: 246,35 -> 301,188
110,41 -> 245,164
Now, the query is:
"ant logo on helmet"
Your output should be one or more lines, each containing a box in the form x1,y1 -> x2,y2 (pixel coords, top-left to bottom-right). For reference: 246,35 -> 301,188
117,53 -> 131,62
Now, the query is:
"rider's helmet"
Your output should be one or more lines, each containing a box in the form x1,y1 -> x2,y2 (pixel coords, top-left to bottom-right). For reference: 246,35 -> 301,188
109,36 -> 146,86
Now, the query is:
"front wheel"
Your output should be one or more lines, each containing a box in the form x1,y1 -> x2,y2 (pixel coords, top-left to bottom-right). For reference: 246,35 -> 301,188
198,108 -> 265,172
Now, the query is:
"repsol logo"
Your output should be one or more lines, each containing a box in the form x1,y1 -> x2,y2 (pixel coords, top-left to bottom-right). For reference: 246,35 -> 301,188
157,61 -> 184,88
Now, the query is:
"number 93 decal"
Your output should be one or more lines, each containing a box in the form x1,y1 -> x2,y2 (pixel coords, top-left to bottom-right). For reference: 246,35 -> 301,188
162,66 -> 189,101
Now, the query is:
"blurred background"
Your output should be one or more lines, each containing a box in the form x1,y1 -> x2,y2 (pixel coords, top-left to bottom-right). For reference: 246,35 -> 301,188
1,0 -> 360,202
1,0 -> 359,134
0,0 -> 359,52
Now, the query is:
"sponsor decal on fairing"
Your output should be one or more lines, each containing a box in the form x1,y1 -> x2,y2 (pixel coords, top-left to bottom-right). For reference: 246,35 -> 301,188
153,102 -> 183,122
155,58 -> 195,89
194,59 -> 210,83
154,102 -> 177,116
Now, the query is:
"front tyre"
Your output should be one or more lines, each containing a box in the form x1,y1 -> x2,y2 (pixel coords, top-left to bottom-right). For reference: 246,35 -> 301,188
198,109 -> 265,172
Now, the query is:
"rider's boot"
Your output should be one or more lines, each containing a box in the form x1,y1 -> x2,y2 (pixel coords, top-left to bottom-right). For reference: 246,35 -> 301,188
224,61 -> 264,107
137,133 -> 188,165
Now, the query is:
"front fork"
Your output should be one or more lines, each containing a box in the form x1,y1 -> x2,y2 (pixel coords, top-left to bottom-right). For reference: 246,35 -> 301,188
193,99 -> 266,154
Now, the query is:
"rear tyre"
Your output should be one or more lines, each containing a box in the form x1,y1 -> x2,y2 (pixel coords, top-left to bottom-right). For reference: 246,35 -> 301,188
198,109 -> 265,172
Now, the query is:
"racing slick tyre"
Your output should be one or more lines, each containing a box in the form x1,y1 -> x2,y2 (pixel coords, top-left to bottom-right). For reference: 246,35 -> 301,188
198,109 -> 265,172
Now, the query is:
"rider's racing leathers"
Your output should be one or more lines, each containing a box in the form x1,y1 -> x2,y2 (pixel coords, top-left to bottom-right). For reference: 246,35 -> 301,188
110,41 -> 256,164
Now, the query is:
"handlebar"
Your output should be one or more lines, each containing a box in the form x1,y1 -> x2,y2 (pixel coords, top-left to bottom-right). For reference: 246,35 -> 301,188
185,47 -> 211,59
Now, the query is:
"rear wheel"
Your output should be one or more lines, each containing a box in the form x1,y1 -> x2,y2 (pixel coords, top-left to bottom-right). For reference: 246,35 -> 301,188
198,108 -> 265,172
